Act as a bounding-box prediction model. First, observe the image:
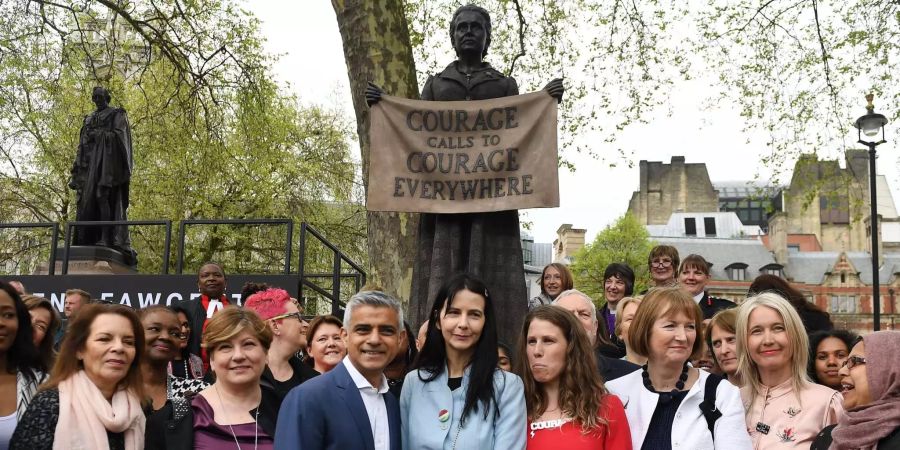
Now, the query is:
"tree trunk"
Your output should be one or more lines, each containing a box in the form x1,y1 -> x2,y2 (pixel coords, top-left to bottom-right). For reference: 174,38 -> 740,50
331,0 -> 419,308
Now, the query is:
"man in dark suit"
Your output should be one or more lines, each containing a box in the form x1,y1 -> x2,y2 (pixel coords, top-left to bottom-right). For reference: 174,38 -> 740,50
554,289 -> 639,382
274,291 -> 406,450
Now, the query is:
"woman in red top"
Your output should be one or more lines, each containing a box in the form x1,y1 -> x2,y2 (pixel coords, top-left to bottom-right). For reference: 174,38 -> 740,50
517,305 -> 632,449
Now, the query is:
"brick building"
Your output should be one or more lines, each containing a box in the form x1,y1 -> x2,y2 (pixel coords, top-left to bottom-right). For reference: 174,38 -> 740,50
619,152 -> 900,333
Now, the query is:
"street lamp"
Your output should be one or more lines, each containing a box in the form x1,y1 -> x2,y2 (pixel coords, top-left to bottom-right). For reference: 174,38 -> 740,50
854,93 -> 888,331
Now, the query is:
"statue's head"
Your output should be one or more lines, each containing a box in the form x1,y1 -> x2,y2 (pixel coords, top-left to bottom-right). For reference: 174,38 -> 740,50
449,4 -> 491,59
91,86 -> 111,110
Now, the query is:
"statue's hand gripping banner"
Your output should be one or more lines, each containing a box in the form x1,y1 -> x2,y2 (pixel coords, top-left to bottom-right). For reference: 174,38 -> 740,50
367,92 -> 560,213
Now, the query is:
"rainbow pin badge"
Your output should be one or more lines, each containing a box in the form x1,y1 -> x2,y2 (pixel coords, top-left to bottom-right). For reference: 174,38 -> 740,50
438,409 -> 450,423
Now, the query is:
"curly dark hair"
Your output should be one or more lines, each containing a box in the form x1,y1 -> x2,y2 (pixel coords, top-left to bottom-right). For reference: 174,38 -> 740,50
516,305 -> 608,433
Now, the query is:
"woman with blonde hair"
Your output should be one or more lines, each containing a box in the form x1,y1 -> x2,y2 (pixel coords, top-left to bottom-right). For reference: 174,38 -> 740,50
146,306 -> 281,450
606,287 -> 750,449
737,292 -> 844,448
614,297 -> 646,365
518,305 -> 631,449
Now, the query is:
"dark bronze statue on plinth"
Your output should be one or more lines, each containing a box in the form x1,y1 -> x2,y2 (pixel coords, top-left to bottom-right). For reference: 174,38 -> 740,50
69,86 -> 137,266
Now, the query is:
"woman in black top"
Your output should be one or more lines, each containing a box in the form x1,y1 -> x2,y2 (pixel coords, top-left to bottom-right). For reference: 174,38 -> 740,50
243,288 -> 317,398
169,304 -> 204,379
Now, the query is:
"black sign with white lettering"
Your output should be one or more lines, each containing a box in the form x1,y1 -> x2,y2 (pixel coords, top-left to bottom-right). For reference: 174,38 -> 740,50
0,275 -> 301,312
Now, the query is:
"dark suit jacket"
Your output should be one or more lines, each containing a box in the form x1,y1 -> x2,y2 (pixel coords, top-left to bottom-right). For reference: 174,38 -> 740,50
698,292 -> 737,319
596,349 -> 640,382
185,297 -> 206,357
274,361 -> 401,450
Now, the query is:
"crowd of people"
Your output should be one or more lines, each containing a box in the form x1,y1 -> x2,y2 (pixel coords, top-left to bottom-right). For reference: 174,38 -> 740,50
0,244 -> 896,450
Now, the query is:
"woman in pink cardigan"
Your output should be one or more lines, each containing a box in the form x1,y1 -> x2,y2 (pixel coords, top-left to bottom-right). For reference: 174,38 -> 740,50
736,292 -> 844,449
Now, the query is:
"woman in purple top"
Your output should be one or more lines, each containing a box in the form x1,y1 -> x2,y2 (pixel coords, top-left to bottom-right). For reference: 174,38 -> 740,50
146,307 -> 282,450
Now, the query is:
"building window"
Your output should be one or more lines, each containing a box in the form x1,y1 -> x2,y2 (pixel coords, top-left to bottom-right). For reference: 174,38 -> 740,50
685,218 -> 697,236
788,244 -> 800,253
704,217 -> 717,237
725,263 -> 749,281
759,264 -> 784,278
820,195 -> 850,224
830,295 -> 857,314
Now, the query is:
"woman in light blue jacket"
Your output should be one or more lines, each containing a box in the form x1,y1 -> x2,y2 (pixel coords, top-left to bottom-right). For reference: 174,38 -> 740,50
401,273 -> 526,450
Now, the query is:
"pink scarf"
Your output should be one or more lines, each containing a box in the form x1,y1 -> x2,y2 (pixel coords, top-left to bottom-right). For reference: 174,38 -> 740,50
54,370 -> 146,450
830,331 -> 900,450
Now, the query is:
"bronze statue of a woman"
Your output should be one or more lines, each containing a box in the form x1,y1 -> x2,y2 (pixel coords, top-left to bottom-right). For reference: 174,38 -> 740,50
367,4 -> 563,343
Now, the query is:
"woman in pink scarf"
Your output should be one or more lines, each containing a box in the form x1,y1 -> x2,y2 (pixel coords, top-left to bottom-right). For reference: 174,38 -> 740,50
10,303 -> 146,450
811,331 -> 900,450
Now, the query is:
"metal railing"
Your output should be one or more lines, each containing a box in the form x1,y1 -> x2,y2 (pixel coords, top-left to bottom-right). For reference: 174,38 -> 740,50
174,219 -> 294,275
1,219 -> 365,315
299,223 -> 366,317
0,223 -> 60,275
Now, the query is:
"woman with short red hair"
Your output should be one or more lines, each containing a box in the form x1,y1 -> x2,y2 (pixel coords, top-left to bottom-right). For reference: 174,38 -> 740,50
244,288 -> 317,399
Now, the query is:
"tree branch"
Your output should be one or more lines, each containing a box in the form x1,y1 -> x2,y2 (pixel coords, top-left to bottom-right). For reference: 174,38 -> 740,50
506,0 -> 527,76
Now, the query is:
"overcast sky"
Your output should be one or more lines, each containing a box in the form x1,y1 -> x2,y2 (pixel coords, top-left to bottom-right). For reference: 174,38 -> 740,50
246,1 -> 900,246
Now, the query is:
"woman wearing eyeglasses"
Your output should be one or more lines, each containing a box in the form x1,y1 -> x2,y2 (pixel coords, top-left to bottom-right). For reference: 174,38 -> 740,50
810,331 -> 900,450
244,288 -> 318,399
647,245 -> 679,289
139,306 -> 208,411
737,292 -> 844,449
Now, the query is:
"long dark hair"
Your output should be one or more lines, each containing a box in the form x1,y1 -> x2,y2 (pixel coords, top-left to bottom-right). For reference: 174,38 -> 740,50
0,281 -> 43,380
414,273 -> 500,424
170,304 -> 194,359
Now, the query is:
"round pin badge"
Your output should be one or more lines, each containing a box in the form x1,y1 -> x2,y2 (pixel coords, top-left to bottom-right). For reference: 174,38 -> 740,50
438,409 -> 450,423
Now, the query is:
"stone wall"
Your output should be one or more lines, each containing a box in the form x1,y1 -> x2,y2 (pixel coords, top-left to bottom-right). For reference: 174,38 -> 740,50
628,156 -> 719,225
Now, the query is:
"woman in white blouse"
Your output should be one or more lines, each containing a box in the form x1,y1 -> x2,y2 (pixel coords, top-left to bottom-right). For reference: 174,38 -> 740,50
606,287 -> 751,450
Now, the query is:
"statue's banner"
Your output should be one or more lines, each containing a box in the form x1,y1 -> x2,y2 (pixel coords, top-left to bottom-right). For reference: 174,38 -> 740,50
367,92 -> 560,213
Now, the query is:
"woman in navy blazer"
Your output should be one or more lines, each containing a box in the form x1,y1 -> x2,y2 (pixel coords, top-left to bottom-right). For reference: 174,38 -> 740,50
401,273 -> 526,450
